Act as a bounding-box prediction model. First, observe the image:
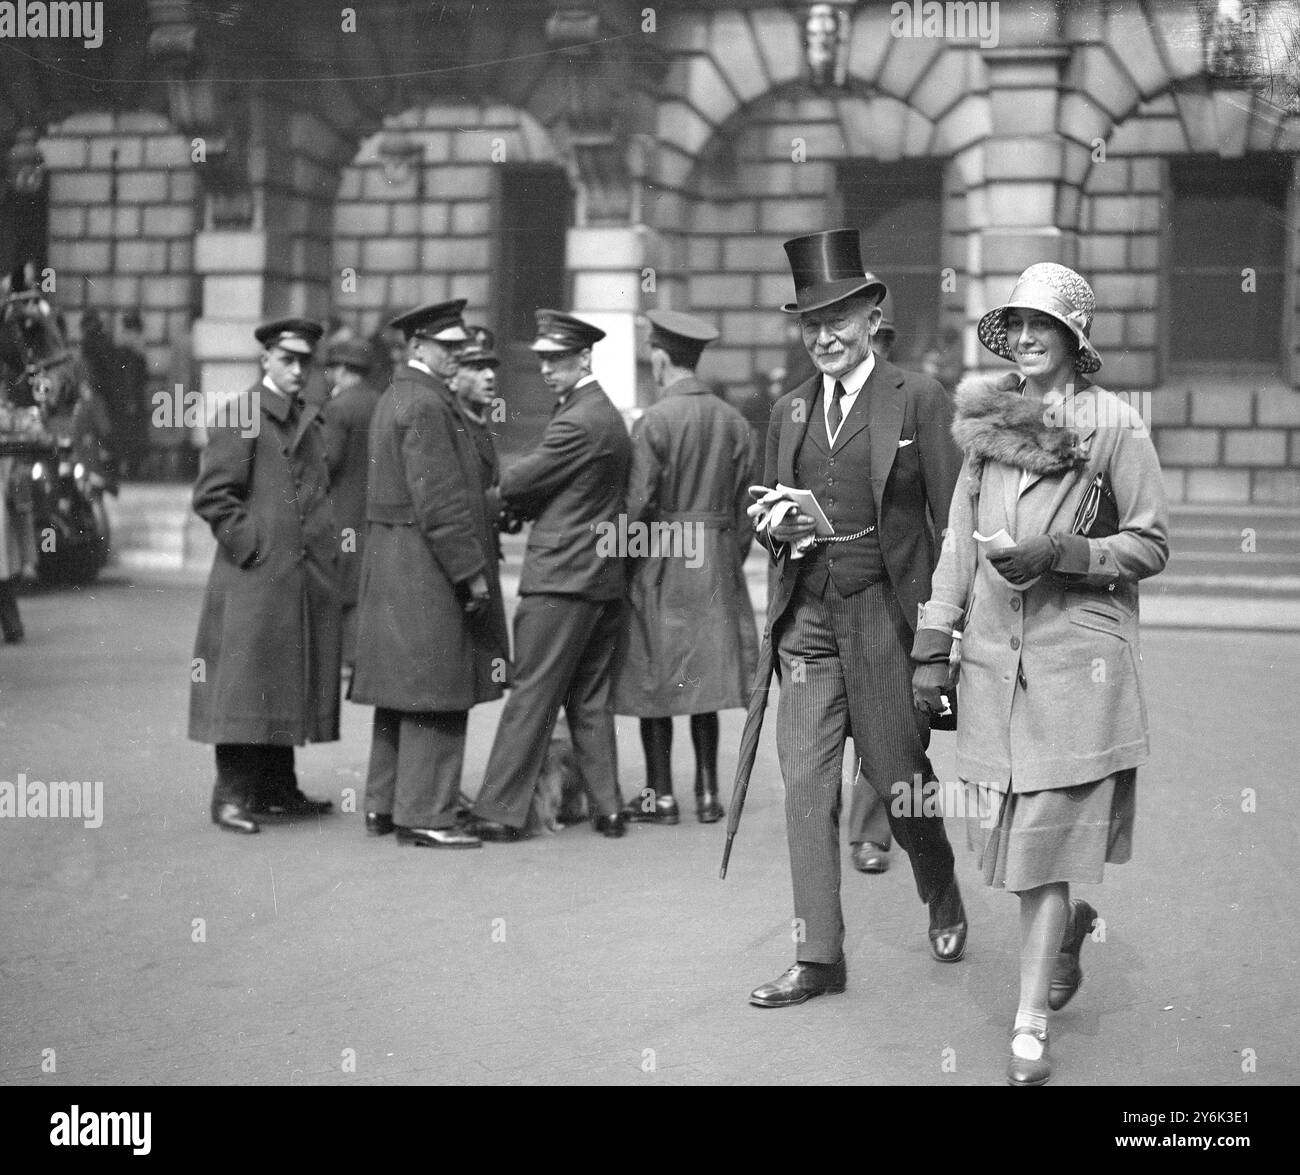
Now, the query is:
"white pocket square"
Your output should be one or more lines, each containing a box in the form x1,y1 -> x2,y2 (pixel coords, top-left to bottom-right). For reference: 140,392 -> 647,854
898,437 -> 915,448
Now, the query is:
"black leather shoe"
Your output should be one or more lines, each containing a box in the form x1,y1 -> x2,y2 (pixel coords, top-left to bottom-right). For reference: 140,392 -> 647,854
622,793 -> 680,824
464,817 -> 531,843
749,958 -> 847,1008
695,792 -> 724,823
928,875 -> 968,962
211,801 -> 259,835
1049,899 -> 1098,1011
593,811 -> 626,838
1006,1026 -> 1051,1087
851,841 -> 890,873
395,824 -> 482,849
254,791 -> 333,817
365,812 -> 395,836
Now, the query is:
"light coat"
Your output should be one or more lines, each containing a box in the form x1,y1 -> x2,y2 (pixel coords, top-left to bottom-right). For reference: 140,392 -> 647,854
612,375 -> 759,716
918,373 -> 1170,792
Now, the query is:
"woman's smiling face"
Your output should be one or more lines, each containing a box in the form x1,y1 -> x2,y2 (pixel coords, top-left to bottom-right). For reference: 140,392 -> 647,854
1005,309 -> 1076,387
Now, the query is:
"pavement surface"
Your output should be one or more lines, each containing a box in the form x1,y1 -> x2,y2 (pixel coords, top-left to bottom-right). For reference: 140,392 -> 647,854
0,567 -> 1296,1087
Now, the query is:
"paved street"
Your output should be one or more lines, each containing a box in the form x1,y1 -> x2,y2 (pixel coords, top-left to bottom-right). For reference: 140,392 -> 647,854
0,570 -> 1296,1086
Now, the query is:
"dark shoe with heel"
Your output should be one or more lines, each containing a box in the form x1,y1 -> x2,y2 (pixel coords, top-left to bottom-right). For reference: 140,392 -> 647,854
395,824 -> 481,849
928,875 -> 967,962
593,811 -> 626,838
1049,899 -> 1098,1011
749,958 -> 847,1008
365,812 -> 395,836
211,801 -> 259,835
1006,1026 -> 1051,1087
851,841 -> 890,873
622,793 -> 680,824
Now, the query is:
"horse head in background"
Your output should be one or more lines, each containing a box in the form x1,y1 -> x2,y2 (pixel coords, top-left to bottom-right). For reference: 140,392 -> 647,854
0,265 -> 83,419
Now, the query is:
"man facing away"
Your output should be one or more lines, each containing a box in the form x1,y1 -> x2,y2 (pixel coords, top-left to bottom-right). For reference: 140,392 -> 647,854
612,309 -> 759,825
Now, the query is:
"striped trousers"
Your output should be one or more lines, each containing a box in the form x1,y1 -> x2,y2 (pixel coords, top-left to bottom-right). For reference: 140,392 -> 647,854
775,576 -> 956,963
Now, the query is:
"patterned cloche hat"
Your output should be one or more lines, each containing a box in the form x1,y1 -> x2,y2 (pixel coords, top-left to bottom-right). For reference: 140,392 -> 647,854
977,262 -> 1102,375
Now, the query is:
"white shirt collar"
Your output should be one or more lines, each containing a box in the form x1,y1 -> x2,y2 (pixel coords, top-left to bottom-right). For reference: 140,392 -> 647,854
821,350 -> 874,443
574,373 -> 598,390
821,349 -> 875,400
407,358 -> 435,378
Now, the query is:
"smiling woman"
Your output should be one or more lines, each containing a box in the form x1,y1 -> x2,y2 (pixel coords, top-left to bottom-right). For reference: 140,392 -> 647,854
912,261 -> 1170,1088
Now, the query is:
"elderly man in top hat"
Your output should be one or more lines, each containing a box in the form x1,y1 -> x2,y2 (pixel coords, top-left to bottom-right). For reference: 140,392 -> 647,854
349,301 -> 508,849
746,230 -> 967,1007
322,337 -> 381,675
468,309 -> 632,841
190,317 -> 341,834
612,309 -> 759,825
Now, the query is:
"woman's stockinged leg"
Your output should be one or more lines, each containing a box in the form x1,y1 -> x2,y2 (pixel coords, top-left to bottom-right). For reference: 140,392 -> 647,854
1015,881 -> 1069,1051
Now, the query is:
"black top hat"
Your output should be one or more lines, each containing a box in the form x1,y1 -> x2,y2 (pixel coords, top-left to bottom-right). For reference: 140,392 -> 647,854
780,229 -> 887,315
388,299 -> 469,343
646,309 -> 719,367
530,309 -> 605,354
254,317 -> 324,355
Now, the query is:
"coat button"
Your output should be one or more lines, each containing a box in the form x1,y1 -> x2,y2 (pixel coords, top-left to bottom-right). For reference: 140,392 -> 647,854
827,478 -> 835,486
828,458 -> 836,466
1010,597 -> 1021,611
1010,636 -> 1020,650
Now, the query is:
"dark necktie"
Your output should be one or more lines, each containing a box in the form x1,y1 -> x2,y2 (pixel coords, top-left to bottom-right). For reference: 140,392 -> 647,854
828,380 -> 847,437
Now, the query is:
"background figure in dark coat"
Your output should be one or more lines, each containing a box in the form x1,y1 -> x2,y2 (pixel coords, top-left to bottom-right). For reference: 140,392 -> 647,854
452,326 -> 503,516
613,310 -> 758,826
112,310 -> 149,480
468,310 -> 631,842
321,339 -> 380,674
349,301 -> 507,849
189,318 -> 340,835
747,231 -> 966,1009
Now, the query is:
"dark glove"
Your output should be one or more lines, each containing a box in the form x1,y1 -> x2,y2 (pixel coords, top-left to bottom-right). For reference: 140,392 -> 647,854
769,511 -> 817,545
498,505 -> 524,535
987,533 -> 1058,586
912,661 -> 955,716
462,572 -> 491,616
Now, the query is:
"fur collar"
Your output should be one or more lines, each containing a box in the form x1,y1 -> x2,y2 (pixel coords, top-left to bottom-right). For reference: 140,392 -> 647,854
952,372 -> 1087,476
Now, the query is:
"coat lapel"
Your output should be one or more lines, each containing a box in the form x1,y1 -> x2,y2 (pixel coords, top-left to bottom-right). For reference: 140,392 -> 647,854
867,359 -> 906,516
778,378 -> 817,483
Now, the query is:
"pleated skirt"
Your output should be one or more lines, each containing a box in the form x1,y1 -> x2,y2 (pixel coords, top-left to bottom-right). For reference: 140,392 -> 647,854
964,768 -> 1136,891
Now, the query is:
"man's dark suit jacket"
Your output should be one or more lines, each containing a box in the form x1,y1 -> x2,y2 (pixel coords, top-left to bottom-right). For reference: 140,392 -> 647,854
501,378 -> 631,602
763,355 -> 961,635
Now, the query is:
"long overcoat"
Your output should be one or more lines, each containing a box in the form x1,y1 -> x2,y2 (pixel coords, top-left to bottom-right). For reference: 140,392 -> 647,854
613,376 -> 759,716
917,373 -> 1170,793
349,363 -> 508,712
188,381 -> 342,745
321,379 -> 380,606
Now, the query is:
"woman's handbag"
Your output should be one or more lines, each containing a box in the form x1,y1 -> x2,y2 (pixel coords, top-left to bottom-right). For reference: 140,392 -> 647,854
1071,471 -> 1118,538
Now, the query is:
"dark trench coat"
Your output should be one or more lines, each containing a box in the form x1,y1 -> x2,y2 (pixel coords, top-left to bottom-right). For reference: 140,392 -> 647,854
348,363 -> 508,713
188,381 -> 342,746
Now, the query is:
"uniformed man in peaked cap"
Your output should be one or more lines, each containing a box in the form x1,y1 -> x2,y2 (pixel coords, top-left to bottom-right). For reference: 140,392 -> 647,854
612,309 -> 759,825
349,300 -> 509,849
467,309 -> 632,841
190,316 -> 341,835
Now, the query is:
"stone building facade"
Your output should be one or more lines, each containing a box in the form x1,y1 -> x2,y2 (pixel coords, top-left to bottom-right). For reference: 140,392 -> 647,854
2,0 -> 1298,502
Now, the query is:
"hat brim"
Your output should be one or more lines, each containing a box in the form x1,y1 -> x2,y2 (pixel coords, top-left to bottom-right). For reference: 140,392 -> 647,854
977,302 -> 1102,375
267,338 -> 316,356
530,339 -> 588,354
781,277 -> 887,316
